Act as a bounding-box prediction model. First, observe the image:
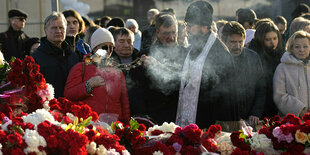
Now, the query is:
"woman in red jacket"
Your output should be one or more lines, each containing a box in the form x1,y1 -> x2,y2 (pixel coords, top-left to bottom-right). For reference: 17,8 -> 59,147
64,28 -> 130,124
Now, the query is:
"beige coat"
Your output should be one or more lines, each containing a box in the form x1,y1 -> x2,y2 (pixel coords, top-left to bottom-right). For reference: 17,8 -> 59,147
273,52 -> 310,116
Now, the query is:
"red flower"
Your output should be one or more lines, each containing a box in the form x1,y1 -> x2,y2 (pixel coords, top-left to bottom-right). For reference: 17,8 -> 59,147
232,148 -> 249,155
151,129 -> 164,136
46,135 -> 58,148
207,124 -> 222,138
138,124 -> 146,132
7,132 -> 24,146
10,148 -> 26,155
85,129 -> 96,142
302,113 -> 310,122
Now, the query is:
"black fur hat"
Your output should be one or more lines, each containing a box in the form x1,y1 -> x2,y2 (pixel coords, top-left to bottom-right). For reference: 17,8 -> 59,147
8,9 -> 28,19
185,0 -> 213,27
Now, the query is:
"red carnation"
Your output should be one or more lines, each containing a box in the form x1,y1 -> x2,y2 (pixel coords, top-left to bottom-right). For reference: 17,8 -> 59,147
46,135 -> 58,148
150,129 -> 163,136
138,124 -> 146,132
302,113 -> 310,121
85,130 -> 96,142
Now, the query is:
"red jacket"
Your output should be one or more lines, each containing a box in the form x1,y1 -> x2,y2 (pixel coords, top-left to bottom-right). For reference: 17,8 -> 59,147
64,62 -> 130,123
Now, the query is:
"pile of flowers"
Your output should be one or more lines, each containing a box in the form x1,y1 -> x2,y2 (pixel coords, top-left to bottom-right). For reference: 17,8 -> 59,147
1,56 -> 54,118
133,122 -> 206,155
112,119 -> 147,153
258,113 -> 310,154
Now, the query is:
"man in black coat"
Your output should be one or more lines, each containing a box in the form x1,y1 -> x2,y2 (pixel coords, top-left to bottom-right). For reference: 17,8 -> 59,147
221,21 -> 266,127
31,12 -> 78,98
176,1 -> 237,129
0,9 -> 29,61
142,14 -> 187,124
110,27 -> 148,117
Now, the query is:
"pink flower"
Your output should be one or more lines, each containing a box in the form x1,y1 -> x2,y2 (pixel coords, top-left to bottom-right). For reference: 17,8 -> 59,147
272,127 -> 294,143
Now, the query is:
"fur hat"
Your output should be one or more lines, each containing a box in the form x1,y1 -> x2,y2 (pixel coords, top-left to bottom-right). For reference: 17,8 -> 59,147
106,17 -> 125,27
185,0 -> 213,27
8,9 -> 28,19
90,28 -> 114,50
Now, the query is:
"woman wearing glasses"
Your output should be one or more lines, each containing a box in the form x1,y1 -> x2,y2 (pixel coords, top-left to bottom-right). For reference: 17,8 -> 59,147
64,28 -> 130,124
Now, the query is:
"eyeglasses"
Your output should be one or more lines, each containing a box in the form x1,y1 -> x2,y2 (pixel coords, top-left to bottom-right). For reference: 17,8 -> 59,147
101,45 -> 114,51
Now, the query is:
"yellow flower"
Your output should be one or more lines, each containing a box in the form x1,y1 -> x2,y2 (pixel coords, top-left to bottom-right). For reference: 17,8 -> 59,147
295,130 -> 308,144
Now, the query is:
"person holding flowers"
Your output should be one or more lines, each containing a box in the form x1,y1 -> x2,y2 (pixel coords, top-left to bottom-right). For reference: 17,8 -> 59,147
64,28 -> 130,124
273,30 -> 310,118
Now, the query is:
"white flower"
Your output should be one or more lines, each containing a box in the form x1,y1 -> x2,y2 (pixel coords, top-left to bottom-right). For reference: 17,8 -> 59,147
96,145 -> 107,155
23,129 -> 47,154
218,142 -> 234,155
249,133 -> 272,150
147,122 -> 178,136
1,120 -> 12,132
0,143 -> 3,155
45,83 -> 54,100
215,132 -> 232,144
153,151 -> 164,155
122,150 -> 131,155
22,109 -> 57,126
87,142 -> 97,155
106,148 -> 120,155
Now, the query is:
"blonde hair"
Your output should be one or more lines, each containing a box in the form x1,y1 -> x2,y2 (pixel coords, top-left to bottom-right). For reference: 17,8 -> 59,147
289,17 -> 310,36
286,30 -> 310,53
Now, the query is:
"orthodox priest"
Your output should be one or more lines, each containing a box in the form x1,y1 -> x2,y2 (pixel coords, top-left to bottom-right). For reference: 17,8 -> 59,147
176,0 -> 237,129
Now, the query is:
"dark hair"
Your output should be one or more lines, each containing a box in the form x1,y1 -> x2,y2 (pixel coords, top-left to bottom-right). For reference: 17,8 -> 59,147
274,16 -> 287,25
254,18 -> 272,29
155,14 -> 177,30
161,8 -> 176,16
94,18 -> 101,25
221,21 -> 245,42
100,16 -> 112,28
82,16 -> 94,28
112,27 -> 134,42
254,21 -> 283,50
301,12 -> 310,20
62,9 -> 85,34
291,3 -> 310,19
107,17 -> 125,28
237,8 -> 257,28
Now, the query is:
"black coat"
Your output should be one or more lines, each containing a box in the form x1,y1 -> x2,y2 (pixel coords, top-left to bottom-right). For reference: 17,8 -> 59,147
0,26 -> 29,61
248,39 -> 284,117
232,48 -> 266,119
111,49 -> 149,117
143,41 -> 187,124
188,33 -> 237,129
31,37 -> 79,98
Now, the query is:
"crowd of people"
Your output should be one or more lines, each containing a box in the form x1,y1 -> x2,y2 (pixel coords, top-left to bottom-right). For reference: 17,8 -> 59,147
1,1 -> 310,131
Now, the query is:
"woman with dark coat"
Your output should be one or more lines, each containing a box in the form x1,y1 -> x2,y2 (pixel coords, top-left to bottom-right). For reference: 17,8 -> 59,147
64,28 -> 130,124
248,20 -> 284,118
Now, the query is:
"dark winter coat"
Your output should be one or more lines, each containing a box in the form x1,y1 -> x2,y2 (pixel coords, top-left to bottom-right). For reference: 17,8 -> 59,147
232,47 -> 266,119
248,39 -> 284,117
31,37 -> 79,98
143,40 -> 187,124
188,33 -> 237,129
111,49 -> 149,117
0,26 -> 29,61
